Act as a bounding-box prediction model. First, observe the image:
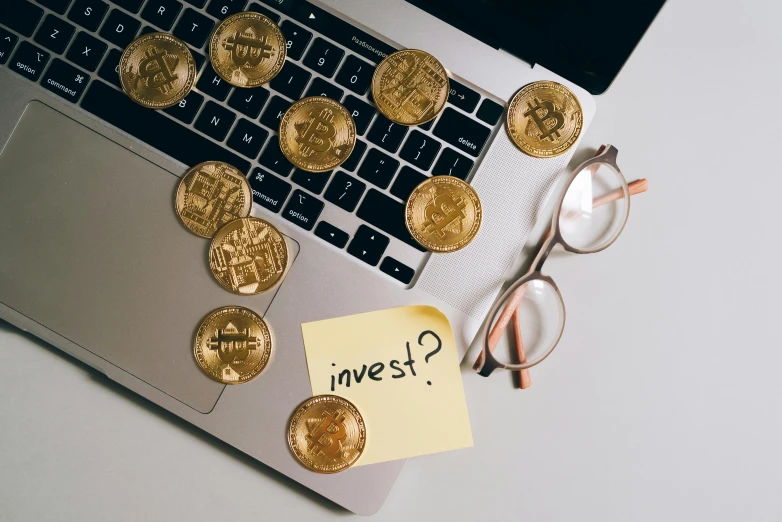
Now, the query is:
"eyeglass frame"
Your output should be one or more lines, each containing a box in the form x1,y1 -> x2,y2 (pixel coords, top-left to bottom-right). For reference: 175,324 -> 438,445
473,144 -> 630,377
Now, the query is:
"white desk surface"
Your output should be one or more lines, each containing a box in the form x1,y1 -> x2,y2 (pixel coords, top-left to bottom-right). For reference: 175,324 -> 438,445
2,1 -> 781,520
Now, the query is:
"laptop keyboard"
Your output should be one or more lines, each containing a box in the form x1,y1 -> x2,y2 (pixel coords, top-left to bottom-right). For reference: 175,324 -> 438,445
0,0 -> 505,286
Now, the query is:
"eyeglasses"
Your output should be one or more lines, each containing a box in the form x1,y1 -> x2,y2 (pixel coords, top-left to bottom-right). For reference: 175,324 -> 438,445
473,145 -> 647,382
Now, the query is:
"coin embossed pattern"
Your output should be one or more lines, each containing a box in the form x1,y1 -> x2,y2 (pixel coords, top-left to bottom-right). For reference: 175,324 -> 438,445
405,176 -> 482,253
506,80 -> 583,158
194,306 -> 272,384
119,32 -> 196,109
288,395 -> 367,474
175,161 -> 252,238
210,11 -> 286,88
371,49 -> 449,126
279,97 -> 356,173
209,217 -> 288,295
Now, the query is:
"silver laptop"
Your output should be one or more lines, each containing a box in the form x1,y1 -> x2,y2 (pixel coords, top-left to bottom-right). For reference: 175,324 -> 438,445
0,0 -> 663,514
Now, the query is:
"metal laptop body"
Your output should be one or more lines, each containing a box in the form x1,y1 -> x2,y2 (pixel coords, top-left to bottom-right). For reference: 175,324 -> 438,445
0,0 -> 596,514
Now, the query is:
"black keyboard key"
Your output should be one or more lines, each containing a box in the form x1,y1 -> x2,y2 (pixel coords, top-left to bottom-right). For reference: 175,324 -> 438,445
190,48 -> 206,71
259,95 -> 290,130
432,147 -> 474,180
38,0 -> 73,15
302,37 -> 343,78
68,0 -> 109,31
173,8 -> 213,48
433,108 -> 491,158
340,139 -> 365,172
447,79 -> 480,113
227,118 -> 268,159
357,148 -> 398,189
477,98 -> 503,126
341,94 -> 375,135
0,28 -> 18,65
40,58 -> 89,102
269,60 -> 310,100
389,166 -> 427,202
335,55 -> 372,96
324,171 -> 365,212
81,80 -> 251,172
196,63 -> 232,101
347,225 -> 388,266
163,90 -> 204,123
380,257 -> 414,284
314,221 -> 348,249
227,86 -> 269,118
183,0 -> 205,6
367,114 -> 407,153
0,1 -> 44,37
357,189 -> 425,252
205,0 -> 246,20
97,47 -> 121,87
258,135 -> 293,176
194,101 -> 236,141
304,77 -> 343,101
246,2 -> 279,23
141,0 -> 183,30
399,130 -> 441,171
65,31 -> 106,71
248,168 -> 291,212
112,0 -> 144,12
279,20 -> 310,61
34,14 -> 76,54
99,9 -> 140,48
291,169 -> 331,195
9,41 -> 50,81
282,189 -> 322,230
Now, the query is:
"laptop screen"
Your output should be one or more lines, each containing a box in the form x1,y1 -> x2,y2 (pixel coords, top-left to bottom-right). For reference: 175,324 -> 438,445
405,0 -> 666,95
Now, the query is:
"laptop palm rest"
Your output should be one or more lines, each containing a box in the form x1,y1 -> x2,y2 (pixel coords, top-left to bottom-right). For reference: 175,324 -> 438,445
0,102 -> 299,413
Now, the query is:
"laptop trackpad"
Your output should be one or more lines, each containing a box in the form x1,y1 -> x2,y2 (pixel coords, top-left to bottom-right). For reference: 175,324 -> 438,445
0,102 -> 299,413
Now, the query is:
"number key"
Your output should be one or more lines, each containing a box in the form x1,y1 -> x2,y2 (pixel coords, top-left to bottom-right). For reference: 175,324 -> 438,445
280,20 -> 311,61
206,0 -> 247,20
335,55 -> 373,95
324,171 -> 366,212
302,37 -> 344,78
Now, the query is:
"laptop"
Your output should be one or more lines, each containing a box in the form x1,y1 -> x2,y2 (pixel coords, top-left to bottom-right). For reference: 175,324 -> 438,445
0,0 -> 664,514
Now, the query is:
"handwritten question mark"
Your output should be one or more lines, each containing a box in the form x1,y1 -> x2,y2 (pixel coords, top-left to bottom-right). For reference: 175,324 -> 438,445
418,330 -> 442,385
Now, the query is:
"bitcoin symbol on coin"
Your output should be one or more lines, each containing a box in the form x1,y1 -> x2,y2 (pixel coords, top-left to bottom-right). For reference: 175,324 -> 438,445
207,321 -> 259,363
295,109 -> 336,156
307,409 -> 347,455
523,97 -> 565,142
134,47 -> 179,93
422,190 -> 467,239
224,30 -> 273,67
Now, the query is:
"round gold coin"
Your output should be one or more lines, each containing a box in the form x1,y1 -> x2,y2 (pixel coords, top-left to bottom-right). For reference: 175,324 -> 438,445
288,395 -> 366,474
371,49 -> 449,126
194,306 -> 272,384
119,32 -> 196,109
209,217 -> 288,295
278,97 -> 356,172
209,11 -> 286,88
405,175 -> 482,253
175,161 -> 252,238
506,80 -> 583,158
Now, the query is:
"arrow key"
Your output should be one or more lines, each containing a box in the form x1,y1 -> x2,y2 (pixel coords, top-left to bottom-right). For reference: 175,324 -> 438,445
379,257 -> 415,285
314,221 -> 349,249
347,225 -> 388,267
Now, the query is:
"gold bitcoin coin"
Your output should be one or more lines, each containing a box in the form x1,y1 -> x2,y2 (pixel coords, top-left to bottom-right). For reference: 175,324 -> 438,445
288,395 -> 366,474
175,161 -> 252,238
209,217 -> 288,295
506,81 -> 583,158
119,32 -> 196,109
279,97 -> 356,172
405,175 -> 482,253
371,49 -> 449,126
194,306 -> 272,384
209,11 -> 286,88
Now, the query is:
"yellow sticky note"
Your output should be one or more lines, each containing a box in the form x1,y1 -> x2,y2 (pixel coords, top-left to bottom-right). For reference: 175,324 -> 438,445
301,305 -> 473,466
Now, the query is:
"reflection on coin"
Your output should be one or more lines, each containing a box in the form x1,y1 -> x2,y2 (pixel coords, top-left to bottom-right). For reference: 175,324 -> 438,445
288,395 -> 366,474
210,11 -> 286,88
405,175 -> 482,253
175,161 -> 252,238
209,217 -> 288,295
119,32 -> 196,109
506,80 -> 583,158
371,49 -> 449,126
194,306 -> 272,384
279,96 -> 356,173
